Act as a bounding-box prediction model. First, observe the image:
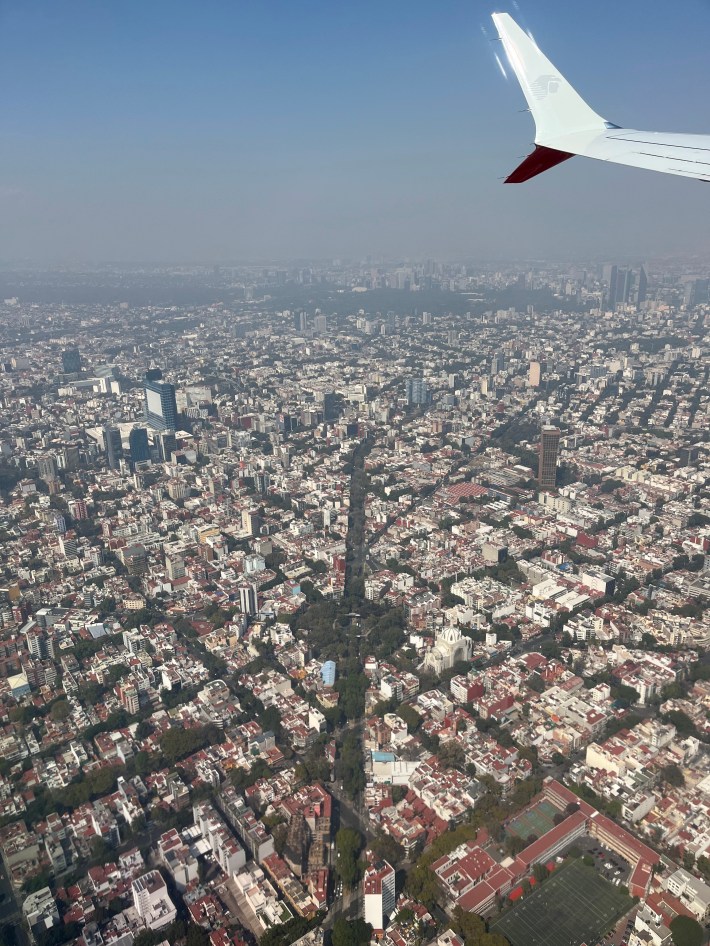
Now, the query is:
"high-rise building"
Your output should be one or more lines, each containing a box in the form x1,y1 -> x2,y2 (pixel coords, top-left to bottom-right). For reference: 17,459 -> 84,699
68,498 -> 88,521
116,682 -> 140,715
684,278 -> 710,307
129,426 -> 150,464
405,377 -> 429,407
538,425 -> 561,491
637,265 -> 648,307
166,556 -> 186,581
603,264 -> 618,310
104,426 -> 123,470
605,263 -> 647,310
37,455 -> 57,483
144,380 -> 178,432
157,431 -> 177,462
323,391 -> 340,422
61,444 -> 80,472
363,855 -> 396,934
131,871 -> 177,930
529,361 -> 541,387
242,509 -> 261,537
61,348 -> 81,373
239,583 -> 258,616
616,268 -> 633,307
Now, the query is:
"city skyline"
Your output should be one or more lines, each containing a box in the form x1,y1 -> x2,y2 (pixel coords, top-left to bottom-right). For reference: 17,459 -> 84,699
3,1 -> 710,262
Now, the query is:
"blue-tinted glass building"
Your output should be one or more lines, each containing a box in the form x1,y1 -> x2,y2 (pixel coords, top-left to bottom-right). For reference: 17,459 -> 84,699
144,380 -> 178,431
129,426 -> 150,463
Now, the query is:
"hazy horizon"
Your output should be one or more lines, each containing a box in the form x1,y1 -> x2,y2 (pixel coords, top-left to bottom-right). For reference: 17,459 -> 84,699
4,0 -> 710,263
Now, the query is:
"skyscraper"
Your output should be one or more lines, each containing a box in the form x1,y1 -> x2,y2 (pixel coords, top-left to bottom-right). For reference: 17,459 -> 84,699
239,583 -> 258,616
61,348 -> 81,373
144,380 -> 178,432
37,456 -> 57,483
104,426 -> 123,470
129,426 -> 150,464
636,265 -> 648,307
157,431 -> 177,462
529,361 -> 541,387
538,425 -> 561,491
405,377 -> 429,407
323,391 -> 340,422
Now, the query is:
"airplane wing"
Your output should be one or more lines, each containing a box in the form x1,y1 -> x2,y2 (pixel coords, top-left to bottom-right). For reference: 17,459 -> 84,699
492,12 -> 710,183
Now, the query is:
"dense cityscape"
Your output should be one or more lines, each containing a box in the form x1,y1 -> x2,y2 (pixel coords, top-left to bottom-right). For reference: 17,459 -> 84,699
0,257 -> 708,946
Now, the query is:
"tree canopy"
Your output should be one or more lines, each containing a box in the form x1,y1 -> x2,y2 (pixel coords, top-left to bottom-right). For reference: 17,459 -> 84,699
670,915 -> 703,946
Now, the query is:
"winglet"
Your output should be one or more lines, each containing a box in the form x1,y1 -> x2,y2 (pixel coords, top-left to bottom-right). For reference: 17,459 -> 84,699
505,144 -> 575,183
492,12 -> 607,145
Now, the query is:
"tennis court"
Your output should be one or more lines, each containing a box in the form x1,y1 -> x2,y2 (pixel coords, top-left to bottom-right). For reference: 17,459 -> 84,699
506,799 -> 559,840
490,859 -> 633,946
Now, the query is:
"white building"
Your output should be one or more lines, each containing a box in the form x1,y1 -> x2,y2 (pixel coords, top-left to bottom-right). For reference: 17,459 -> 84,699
193,801 -> 247,875
665,867 -> 710,920
363,856 -> 396,933
131,870 -> 177,930
23,887 -> 59,935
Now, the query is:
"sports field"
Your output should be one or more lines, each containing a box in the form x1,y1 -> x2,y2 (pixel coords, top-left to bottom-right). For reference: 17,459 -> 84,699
490,859 -> 633,946
506,799 -> 558,840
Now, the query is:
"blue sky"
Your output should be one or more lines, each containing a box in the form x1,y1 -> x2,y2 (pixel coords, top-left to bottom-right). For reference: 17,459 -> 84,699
2,0 -> 710,262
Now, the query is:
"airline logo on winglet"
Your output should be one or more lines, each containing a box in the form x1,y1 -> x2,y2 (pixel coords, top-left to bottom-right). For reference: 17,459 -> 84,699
530,75 -> 562,99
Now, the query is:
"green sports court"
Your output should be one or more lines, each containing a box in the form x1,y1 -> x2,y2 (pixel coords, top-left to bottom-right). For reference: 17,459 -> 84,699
505,798 -> 559,840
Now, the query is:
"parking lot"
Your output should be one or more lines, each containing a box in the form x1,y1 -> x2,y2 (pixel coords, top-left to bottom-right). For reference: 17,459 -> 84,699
573,836 -> 630,887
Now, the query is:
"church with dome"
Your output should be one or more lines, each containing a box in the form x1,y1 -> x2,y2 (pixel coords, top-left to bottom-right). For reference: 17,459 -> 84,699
422,624 -> 473,675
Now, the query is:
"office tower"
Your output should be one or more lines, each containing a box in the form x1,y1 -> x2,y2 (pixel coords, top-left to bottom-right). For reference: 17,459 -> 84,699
529,361 -> 541,387
253,471 -> 271,494
61,348 -> 81,373
242,509 -> 261,537
145,367 -> 163,382
684,278 -> 710,307
363,856 -> 396,934
293,311 -> 308,332
405,377 -> 430,407
157,431 -> 177,462
323,391 -> 340,422
144,379 -> 178,431
58,444 -> 79,472
603,264 -> 618,309
60,533 -> 78,558
37,455 -> 57,483
538,425 -> 561,491
104,426 -> 123,470
129,426 -> 150,464
239,583 -> 258,616
616,268 -> 633,306
313,314 -> 327,334
636,265 -> 648,307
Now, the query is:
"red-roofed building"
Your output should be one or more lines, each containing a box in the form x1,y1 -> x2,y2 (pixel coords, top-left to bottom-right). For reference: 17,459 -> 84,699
512,811 -> 587,873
